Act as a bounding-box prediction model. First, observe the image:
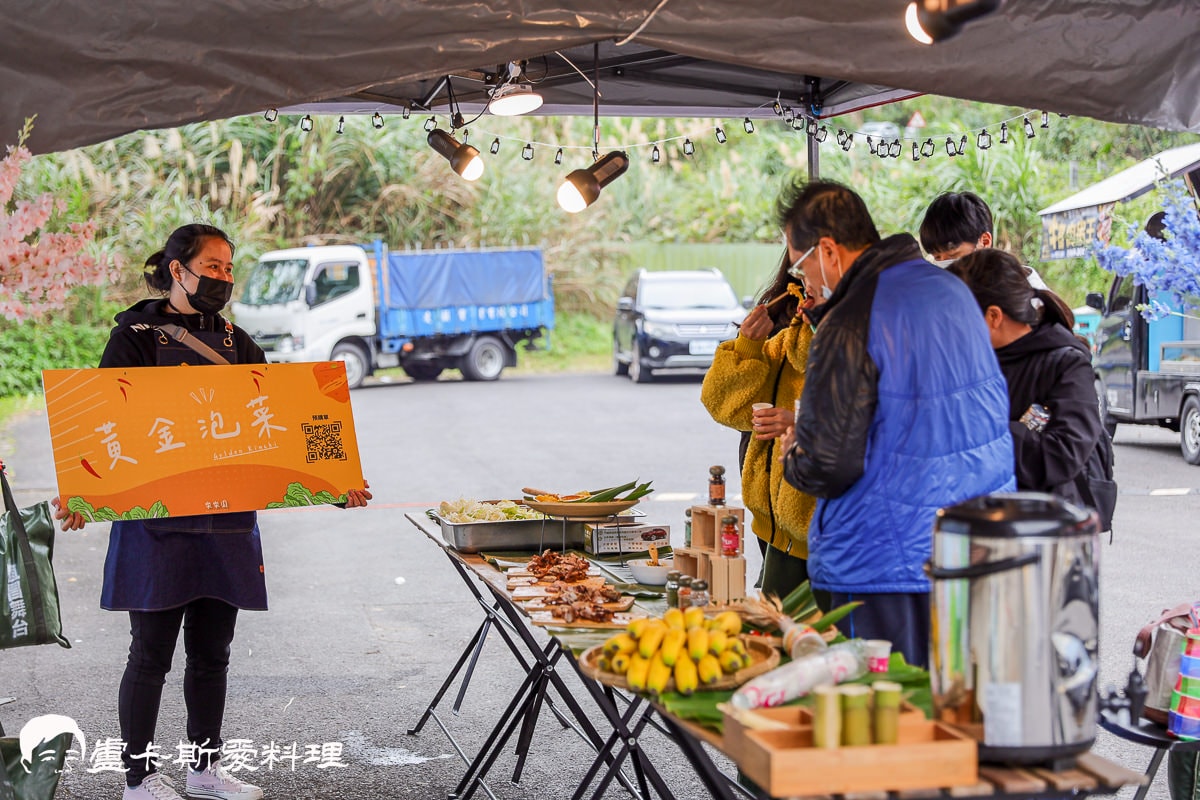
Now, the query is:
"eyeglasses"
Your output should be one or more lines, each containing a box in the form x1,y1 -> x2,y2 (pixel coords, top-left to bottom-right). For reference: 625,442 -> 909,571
787,245 -> 816,280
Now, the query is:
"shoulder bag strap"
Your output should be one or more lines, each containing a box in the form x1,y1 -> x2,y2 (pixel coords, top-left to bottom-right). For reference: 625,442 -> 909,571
155,323 -> 231,365
0,463 -> 49,643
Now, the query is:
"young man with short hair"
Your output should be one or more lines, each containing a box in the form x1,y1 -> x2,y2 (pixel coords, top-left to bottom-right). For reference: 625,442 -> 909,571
919,191 -> 1048,289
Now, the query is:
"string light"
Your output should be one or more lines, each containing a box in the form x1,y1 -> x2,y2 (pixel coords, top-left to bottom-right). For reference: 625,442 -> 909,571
877,146 -> 889,161
490,138 -> 500,155
300,115 -> 313,132
424,116 -> 437,132
1023,116 -> 1036,138
1000,122 -> 1009,144
715,127 -> 727,144
402,106 -> 411,120
772,100 -> 783,116
336,116 -> 345,135
921,138 -> 935,157
372,112 -> 384,129
521,143 -> 534,160
682,138 -> 695,156
888,139 -> 902,158
651,144 -> 661,163
945,136 -> 957,156
782,107 -> 795,125
957,135 -> 967,156
867,136 -> 877,155
977,129 -> 992,149
806,118 -> 818,137
1041,110 -> 1050,128
264,108 -> 278,123
912,143 -> 920,162
816,126 -> 828,143
743,118 -> 755,134
554,148 -> 563,165
836,129 -> 847,147
840,133 -> 853,152
461,128 -> 469,142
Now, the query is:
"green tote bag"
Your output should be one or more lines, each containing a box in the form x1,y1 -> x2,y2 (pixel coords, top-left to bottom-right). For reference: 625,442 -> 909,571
0,464 -> 68,650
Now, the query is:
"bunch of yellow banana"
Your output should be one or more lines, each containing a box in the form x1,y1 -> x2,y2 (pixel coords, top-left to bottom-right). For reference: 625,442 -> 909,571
597,607 -> 750,697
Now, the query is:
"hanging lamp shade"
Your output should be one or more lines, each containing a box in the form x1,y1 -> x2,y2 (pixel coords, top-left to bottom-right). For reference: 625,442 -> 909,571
488,83 -> 544,116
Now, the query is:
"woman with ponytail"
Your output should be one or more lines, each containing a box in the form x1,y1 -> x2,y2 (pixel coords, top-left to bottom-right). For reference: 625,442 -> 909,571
950,249 -> 1114,529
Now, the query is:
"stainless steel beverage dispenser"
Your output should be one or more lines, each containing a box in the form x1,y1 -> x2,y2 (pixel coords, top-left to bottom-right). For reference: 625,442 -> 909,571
928,492 -> 1100,765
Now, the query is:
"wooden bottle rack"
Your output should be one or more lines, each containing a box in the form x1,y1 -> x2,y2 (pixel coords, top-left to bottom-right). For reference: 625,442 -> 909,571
674,505 -> 746,604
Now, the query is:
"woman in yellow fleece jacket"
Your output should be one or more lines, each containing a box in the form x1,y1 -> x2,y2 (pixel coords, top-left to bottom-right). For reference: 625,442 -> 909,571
701,266 -> 817,601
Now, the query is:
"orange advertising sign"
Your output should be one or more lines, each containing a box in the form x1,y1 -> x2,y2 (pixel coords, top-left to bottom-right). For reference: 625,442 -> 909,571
42,362 -> 363,521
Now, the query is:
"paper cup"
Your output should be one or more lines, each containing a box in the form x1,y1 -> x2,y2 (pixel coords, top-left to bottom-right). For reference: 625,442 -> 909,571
865,639 -> 892,673
751,402 -> 773,412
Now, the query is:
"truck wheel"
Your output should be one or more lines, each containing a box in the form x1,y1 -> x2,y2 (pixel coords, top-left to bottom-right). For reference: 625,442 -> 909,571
613,336 -> 629,376
332,342 -> 370,389
461,336 -> 506,381
1181,396 -> 1200,465
404,363 -> 443,381
1095,377 -> 1117,439
630,342 -> 653,384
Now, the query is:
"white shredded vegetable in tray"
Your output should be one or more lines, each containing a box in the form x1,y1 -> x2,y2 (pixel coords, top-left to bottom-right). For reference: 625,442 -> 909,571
437,498 -> 545,524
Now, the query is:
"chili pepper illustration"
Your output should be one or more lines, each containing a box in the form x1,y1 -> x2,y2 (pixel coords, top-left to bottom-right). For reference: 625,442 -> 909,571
80,458 -> 101,479
251,369 -> 265,392
117,377 -> 132,401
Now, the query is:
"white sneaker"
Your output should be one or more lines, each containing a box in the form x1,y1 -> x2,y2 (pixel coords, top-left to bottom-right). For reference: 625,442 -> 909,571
124,773 -> 184,800
185,761 -> 263,800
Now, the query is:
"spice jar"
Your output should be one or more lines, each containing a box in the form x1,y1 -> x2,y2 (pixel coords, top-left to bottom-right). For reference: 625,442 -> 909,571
690,579 -> 710,608
677,575 -> 694,608
683,507 -> 693,548
720,515 -> 740,557
708,465 -> 726,506
665,570 -> 682,608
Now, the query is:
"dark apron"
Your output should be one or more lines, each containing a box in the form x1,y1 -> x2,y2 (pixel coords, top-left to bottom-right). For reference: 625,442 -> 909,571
101,323 -> 268,611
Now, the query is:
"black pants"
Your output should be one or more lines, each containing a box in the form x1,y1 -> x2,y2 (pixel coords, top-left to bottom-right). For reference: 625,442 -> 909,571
120,598 -> 239,786
826,591 -> 931,670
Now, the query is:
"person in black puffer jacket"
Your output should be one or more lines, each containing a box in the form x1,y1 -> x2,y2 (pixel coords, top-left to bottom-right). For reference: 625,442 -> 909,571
950,249 -> 1115,527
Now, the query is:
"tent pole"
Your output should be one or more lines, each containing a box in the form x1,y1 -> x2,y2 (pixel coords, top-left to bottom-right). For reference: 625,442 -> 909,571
807,131 -> 820,180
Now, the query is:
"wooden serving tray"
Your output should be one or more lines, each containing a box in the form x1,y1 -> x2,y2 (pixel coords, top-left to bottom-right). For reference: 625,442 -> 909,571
577,635 -> 779,693
737,717 -> 977,797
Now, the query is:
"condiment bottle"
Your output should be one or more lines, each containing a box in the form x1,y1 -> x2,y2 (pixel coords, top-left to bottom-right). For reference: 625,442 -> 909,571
677,575 -> 694,608
708,465 -> 726,506
665,570 -> 682,608
720,515 -> 740,557
690,579 -> 710,608
683,507 -> 693,548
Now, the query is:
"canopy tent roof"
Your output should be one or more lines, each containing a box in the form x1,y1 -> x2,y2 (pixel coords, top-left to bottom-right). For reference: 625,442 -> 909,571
4,1 -> 1200,156
1038,142 -> 1200,217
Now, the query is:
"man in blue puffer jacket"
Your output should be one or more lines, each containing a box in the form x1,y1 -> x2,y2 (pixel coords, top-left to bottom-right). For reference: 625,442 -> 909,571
779,180 -> 1014,668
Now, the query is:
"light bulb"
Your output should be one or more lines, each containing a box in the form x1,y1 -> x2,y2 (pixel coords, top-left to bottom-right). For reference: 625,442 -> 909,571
1041,110 -> 1050,128
682,139 -> 694,156
521,143 -> 534,161
715,127 -> 726,144
816,126 -> 828,143
912,143 -> 920,162
488,84 -> 544,116
1023,117 -> 1036,138
336,116 -> 345,135
651,145 -> 661,163
840,133 -> 853,152
744,118 -> 755,134
945,137 -> 956,156
490,138 -> 500,155
424,116 -> 436,132
556,151 -> 629,213
372,112 -> 384,129
554,148 -> 563,165
401,106 -> 411,120
427,129 -> 484,181
1000,122 -> 1009,144
889,139 -> 902,158
921,138 -> 935,157
957,135 -> 967,155
977,129 -> 992,149
300,115 -> 313,132
264,108 -> 278,123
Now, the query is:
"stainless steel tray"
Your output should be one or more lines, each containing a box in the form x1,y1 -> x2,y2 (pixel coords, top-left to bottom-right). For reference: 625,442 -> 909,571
427,503 -> 644,553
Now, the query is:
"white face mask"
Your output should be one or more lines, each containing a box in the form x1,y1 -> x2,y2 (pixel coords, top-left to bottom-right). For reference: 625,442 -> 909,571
930,257 -> 957,269
817,250 -> 839,300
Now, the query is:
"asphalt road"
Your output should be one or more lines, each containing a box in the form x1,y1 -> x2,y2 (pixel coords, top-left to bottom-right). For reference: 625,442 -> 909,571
2,370 -> 1198,799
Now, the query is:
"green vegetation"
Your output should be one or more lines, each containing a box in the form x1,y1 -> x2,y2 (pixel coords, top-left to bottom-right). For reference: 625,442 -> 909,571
2,97 -> 1196,402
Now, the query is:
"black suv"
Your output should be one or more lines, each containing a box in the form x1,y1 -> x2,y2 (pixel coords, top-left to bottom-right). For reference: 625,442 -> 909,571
613,269 -> 746,383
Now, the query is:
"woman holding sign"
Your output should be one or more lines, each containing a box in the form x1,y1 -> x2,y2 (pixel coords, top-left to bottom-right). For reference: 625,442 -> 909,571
55,224 -> 370,800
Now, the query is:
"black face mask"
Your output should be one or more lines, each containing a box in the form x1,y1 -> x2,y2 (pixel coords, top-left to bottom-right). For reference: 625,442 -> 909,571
179,266 -> 234,314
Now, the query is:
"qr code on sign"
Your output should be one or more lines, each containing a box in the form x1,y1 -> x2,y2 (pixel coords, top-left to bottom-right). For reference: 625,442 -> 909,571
303,421 -> 346,463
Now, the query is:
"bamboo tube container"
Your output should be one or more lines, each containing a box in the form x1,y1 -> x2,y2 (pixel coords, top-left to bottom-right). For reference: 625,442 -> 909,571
840,684 -> 873,746
872,680 -> 903,745
812,684 -> 841,749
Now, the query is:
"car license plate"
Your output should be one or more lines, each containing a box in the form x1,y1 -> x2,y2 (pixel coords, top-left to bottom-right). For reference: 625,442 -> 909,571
689,339 -> 718,356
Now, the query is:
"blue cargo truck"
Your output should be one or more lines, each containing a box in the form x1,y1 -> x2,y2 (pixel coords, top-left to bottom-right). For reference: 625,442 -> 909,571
1087,274 -> 1200,464
231,242 -> 554,388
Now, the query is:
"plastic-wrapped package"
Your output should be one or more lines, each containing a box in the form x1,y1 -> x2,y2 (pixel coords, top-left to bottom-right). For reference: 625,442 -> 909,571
731,639 -> 867,710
